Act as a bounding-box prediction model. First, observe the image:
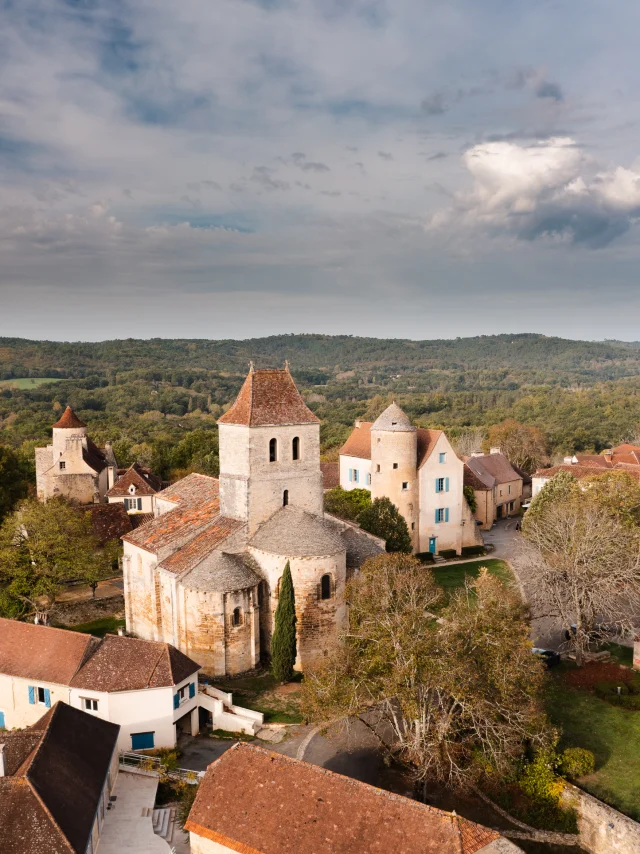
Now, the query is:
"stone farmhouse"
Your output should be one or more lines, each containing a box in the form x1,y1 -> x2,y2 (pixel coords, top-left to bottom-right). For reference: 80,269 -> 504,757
35,406 -> 118,504
186,742 -> 521,854
0,701 -> 119,854
122,365 -> 384,676
463,451 -> 525,530
532,442 -> 640,498
106,461 -> 163,516
339,403 -> 482,555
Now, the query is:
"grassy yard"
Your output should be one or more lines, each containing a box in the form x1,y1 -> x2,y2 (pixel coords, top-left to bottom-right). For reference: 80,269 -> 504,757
61,617 -> 125,638
213,670 -> 304,724
545,665 -> 640,821
430,558 -> 513,597
0,377 -> 63,389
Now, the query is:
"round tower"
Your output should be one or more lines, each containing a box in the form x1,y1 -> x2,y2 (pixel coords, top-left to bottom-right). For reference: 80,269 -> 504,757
370,403 -> 419,551
51,406 -> 87,458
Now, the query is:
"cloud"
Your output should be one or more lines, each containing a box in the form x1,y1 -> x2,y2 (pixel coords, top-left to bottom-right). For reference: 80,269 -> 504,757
250,166 -> 290,191
378,151 -> 393,160
421,93 -> 447,115
431,138 -> 640,247
534,79 -> 564,102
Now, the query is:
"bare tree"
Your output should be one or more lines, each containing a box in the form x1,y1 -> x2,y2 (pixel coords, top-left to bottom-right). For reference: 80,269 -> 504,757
451,427 -> 487,458
521,499 -> 640,665
302,554 -> 548,791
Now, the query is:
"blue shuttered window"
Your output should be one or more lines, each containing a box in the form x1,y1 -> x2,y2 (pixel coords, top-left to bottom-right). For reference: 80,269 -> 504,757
445,508 -> 449,523
173,692 -> 180,710
44,689 -> 51,708
0,711 -> 5,728
131,732 -> 155,750
435,509 -> 449,524
445,477 -> 450,492
28,686 -> 35,705
348,469 -> 353,482
189,682 -> 196,699
439,452 -> 446,463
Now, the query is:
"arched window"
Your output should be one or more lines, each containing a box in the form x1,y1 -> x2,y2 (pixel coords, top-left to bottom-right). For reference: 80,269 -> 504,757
292,436 -> 300,461
232,607 -> 242,627
283,489 -> 289,506
320,574 -> 332,600
269,438 -> 277,462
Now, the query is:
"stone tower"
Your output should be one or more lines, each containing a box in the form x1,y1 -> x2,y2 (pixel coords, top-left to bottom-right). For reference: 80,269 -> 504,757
51,406 -> 88,459
370,402 -> 419,551
217,364 -> 324,534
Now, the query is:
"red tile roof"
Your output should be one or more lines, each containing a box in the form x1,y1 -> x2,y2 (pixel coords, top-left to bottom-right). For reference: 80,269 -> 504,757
186,743 -> 500,854
0,619 -> 99,686
320,461 -> 340,489
70,634 -> 199,692
218,368 -> 319,427
612,443 -> 640,454
155,472 -> 220,506
122,494 -> 221,552
52,406 -> 86,430
465,453 -> 522,486
106,462 -> 162,497
159,516 -> 244,574
417,428 -> 443,468
81,503 -> 132,543
340,422 -> 373,459
535,463 -> 640,482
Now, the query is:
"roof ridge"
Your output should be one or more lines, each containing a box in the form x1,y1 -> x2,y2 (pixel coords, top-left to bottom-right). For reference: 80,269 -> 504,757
147,644 -> 170,688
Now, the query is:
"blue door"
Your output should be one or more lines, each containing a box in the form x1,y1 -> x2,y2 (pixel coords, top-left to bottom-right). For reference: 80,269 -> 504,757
131,731 -> 155,750
0,711 -> 5,729
429,537 -> 437,554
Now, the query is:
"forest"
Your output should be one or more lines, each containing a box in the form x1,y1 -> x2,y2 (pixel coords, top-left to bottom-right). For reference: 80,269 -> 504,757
2,333 -> 640,496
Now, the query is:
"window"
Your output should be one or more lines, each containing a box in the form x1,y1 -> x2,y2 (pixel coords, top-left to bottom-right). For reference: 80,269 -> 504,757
436,477 -> 444,493
411,522 -> 415,531
269,438 -> 277,462
402,481 -> 409,490
508,484 -> 512,494
83,698 -> 99,712
292,436 -> 300,461
366,473 -> 371,485
59,461 -> 66,470
320,574 -> 332,600
232,607 -> 242,627
393,463 -> 398,470
435,508 -> 449,524
283,489 -> 289,506
439,452 -> 446,463
37,687 -> 47,705
178,684 -> 188,702
125,497 -> 142,511
349,468 -> 359,483
376,464 -> 381,473
131,732 -> 155,751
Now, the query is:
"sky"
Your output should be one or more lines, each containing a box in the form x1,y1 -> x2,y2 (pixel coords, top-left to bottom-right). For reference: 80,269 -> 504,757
2,0 -> 640,342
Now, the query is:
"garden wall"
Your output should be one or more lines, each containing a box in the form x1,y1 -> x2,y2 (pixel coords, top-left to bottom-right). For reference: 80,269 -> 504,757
561,784 -> 640,854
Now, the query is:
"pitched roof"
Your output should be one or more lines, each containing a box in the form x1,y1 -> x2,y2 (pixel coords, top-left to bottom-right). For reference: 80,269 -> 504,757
82,437 -> 108,473
0,619 -> 99,686
465,453 -> 522,486
154,472 -> 220,506
81,502 -> 132,544
340,422 -> 373,459
417,428 -> 443,468
186,743 -> 501,854
250,506 -> 344,557
371,402 -> 416,433
106,462 -> 162,497
0,702 -> 119,854
464,463 -> 493,491
612,443 -> 640,454
158,516 -> 245,575
70,634 -> 199,692
122,483 -> 220,553
52,406 -> 86,430
535,463 -> 640,483
320,461 -> 340,489
217,368 -> 320,427
183,552 -> 262,593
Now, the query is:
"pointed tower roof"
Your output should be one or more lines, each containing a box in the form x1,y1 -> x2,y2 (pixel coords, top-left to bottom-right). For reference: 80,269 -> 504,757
218,367 -> 319,427
371,402 -> 416,432
52,406 -> 86,429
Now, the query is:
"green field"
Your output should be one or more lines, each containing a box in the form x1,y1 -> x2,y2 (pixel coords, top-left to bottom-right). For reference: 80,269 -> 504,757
429,558 -> 513,596
0,377 -> 63,389
546,666 -> 640,821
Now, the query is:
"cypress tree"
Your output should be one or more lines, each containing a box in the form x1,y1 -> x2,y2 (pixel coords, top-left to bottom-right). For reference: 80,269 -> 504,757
271,561 -> 297,683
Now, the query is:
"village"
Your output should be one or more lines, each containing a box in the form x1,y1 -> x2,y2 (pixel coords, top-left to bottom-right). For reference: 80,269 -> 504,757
1,365 -> 640,854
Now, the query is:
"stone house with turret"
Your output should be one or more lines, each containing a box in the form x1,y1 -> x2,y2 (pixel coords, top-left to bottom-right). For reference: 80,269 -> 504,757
122,365 -> 384,676
339,403 -> 483,555
35,407 -> 118,504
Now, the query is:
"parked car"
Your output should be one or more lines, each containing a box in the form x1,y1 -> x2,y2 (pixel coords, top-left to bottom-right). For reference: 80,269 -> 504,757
532,648 -> 561,668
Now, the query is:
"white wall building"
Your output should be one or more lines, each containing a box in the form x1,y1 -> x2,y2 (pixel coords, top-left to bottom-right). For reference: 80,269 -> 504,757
339,404 -> 483,555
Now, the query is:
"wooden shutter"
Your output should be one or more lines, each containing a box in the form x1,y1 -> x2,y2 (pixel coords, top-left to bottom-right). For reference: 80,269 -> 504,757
28,686 -> 35,704
189,682 -> 196,699
44,689 -> 51,708
445,508 -> 449,523
445,477 -> 450,492
173,693 -> 180,710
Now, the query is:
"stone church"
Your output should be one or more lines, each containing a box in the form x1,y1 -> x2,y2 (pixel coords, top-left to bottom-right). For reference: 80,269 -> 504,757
122,365 -> 383,676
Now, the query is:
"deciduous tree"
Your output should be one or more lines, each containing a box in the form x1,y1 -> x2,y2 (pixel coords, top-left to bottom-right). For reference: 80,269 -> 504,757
324,487 -> 372,522
302,554 -> 548,791
358,497 -> 412,553
487,419 -> 548,474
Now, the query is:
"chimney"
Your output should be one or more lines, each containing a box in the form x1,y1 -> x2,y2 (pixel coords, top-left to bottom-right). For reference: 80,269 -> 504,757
355,419 -> 363,428
0,743 -> 5,777
117,626 -> 126,637
470,450 -> 484,458
489,446 -> 501,456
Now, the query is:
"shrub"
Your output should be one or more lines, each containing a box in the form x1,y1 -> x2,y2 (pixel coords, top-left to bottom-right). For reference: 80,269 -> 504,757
463,485 -> 477,513
560,747 -> 595,779
594,679 -> 640,710
324,487 -> 372,522
438,549 -> 457,559
461,545 -> 486,557
416,551 -> 435,564
358,497 -> 412,553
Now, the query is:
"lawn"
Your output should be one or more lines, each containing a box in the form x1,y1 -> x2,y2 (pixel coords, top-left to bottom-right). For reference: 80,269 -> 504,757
429,558 -> 513,597
0,377 -> 63,389
61,616 -> 125,638
545,664 -> 640,821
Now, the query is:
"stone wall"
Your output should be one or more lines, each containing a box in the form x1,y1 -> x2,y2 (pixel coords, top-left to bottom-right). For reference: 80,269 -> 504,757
561,784 -> 640,854
371,425 -> 419,550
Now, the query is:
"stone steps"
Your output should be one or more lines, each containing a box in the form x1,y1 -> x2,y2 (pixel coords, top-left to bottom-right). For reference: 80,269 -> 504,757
147,807 -> 175,842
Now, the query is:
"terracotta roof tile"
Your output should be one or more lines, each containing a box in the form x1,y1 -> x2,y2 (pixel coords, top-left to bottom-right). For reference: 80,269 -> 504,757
122,493 -> 220,552
320,461 -> 340,489
535,463 -> 640,482
186,743 -> 500,854
417,428 -> 443,468
70,635 -> 199,692
0,619 -> 99,686
159,516 -> 244,574
465,453 -> 521,486
81,503 -> 132,544
155,472 -> 220,506
464,463 -> 492,491
218,368 -> 319,427
52,406 -> 86,430
340,422 -> 373,459
612,443 -> 640,454
106,463 -> 162,497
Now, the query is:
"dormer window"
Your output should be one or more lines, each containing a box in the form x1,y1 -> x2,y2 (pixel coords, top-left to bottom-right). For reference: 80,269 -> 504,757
269,438 -> 278,463
129,484 -> 136,495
